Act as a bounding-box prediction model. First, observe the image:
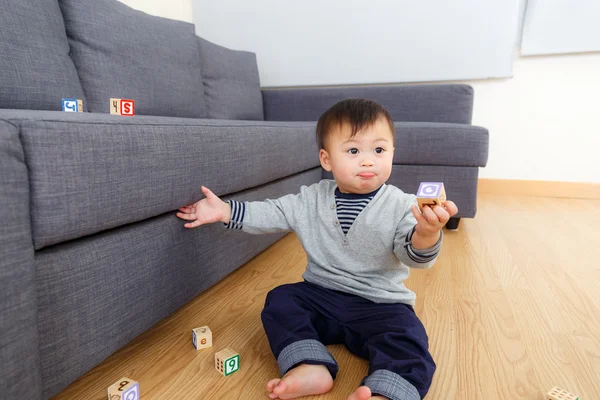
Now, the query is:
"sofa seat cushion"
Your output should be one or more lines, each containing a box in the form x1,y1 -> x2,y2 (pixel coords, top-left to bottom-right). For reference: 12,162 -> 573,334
0,0 -> 87,111
197,37 -> 264,120
0,110 -> 318,249
58,0 -> 206,118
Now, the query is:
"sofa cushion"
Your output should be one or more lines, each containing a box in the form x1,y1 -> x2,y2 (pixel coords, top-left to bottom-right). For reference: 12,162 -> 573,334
0,110 -> 318,249
198,37 -> 264,120
59,0 -> 206,118
0,0 -> 87,111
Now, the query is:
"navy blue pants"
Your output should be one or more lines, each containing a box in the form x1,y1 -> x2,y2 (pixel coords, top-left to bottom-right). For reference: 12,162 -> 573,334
261,281 -> 436,400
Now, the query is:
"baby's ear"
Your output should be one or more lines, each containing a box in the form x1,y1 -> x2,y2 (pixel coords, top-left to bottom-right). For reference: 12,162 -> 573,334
319,149 -> 332,171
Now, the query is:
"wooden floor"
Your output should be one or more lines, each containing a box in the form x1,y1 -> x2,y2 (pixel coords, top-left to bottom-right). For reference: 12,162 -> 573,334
54,194 -> 600,400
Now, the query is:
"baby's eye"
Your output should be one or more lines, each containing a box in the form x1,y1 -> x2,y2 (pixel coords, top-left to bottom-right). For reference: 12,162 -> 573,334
374,147 -> 385,154
347,148 -> 359,155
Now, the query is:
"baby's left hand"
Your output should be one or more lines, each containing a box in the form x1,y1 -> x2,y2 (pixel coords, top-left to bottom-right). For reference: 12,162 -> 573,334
411,201 -> 459,237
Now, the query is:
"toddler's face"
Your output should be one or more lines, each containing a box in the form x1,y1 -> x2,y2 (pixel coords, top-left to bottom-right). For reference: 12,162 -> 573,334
319,118 -> 394,194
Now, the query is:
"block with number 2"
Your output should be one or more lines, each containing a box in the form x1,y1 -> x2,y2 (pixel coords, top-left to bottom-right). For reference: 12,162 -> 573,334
107,377 -> 139,400
215,348 -> 240,376
416,182 -> 446,211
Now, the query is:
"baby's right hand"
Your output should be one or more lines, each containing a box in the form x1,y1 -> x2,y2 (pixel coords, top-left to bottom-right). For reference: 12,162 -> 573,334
176,186 -> 230,228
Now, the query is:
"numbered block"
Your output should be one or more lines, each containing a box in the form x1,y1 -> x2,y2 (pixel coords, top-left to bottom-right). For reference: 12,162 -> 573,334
110,98 -> 135,116
62,98 -> 82,112
107,377 -> 139,400
192,326 -> 212,350
547,386 -> 579,400
215,348 -> 240,376
416,182 -> 446,211
110,98 -> 121,115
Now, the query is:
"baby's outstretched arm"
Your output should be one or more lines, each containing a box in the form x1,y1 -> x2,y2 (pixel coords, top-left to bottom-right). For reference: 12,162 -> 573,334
176,186 -> 231,228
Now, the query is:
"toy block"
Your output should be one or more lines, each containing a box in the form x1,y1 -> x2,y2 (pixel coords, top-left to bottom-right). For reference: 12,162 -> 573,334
110,98 -> 121,115
120,99 -> 135,116
215,348 -> 240,376
416,182 -> 446,211
547,386 -> 579,400
192,326 -> 212,350
107,377 -> 139,400
62,98 -> 81,112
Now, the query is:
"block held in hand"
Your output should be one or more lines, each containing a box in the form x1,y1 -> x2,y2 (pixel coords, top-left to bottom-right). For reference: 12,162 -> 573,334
416,182 -> 446,211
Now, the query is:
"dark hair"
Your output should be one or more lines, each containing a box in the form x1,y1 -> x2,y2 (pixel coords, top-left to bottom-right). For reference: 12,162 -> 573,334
316,98 -> 395,150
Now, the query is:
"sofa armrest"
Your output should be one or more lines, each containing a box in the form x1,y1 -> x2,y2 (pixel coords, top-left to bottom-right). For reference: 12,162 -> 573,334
393,122 -> 488,168
0,121 -> 42,399
262,84 -> 474,124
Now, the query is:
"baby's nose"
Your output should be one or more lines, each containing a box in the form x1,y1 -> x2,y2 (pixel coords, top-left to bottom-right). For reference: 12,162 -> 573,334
360,158 -> 374,167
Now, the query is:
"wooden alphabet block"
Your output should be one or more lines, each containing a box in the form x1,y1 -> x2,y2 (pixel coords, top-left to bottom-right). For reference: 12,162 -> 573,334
416,182 -> 446,211
192,326 -> 212,350
62,98 -> 82,112
110,98 -> 121,115
107,377 -> 139,400
215,348 -> 240,376
110,98 -> 135,116
547,386 -> 579,400
120,99 -> 135,116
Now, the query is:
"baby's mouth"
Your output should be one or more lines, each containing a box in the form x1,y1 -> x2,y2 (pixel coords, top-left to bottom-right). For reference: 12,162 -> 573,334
357,172 -> 376,178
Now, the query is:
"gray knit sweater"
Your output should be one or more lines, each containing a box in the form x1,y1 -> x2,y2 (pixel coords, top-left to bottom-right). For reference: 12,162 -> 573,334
226,179 -> 442,305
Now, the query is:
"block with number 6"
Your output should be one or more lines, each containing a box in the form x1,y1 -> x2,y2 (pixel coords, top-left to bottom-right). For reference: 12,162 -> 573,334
215,348 -> 240,376
107,377 -> 139,400
192,326 -> 212,350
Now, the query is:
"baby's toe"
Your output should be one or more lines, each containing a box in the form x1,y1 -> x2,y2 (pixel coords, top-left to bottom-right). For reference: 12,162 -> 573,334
272,380 -> 288,395
267,378 -> 281,392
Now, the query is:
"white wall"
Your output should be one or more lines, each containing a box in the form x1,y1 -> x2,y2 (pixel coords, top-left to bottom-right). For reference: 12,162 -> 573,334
116,0 -> 599,184
192,0 -> 520,87
117,0 -> 193,23
471,52 -> 600,183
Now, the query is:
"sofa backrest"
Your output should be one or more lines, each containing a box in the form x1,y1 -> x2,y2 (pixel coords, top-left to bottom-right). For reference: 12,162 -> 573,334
59,0 -> 208,118
197,37 -> 264,120
0,0 -> 87,111
0,0 -> 264,120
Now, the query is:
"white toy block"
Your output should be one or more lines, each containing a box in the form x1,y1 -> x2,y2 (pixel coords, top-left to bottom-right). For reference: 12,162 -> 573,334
110,98 -> 121,115
547,386 -> 579,400
215,348 -> 240,376
416,182 -> 446,211
107,377 -> 139,400
192,326 -> 212,350
62,98 -> 81,112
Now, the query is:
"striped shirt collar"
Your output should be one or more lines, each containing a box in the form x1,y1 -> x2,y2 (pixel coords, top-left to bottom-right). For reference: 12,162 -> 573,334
334,185 -> 383,200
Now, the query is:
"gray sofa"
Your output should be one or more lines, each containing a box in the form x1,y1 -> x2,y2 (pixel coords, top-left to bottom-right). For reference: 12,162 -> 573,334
0,0 -> 489,399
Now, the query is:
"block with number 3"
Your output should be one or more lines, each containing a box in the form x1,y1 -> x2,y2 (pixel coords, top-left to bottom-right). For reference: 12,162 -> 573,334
192,326 -> 212,350
107,377 -> 139,400
215,348 -> 240,376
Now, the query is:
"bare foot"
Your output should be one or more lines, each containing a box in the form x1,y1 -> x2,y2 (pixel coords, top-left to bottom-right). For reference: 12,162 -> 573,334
266,364 -> 333,399
347,386 -> 388,400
